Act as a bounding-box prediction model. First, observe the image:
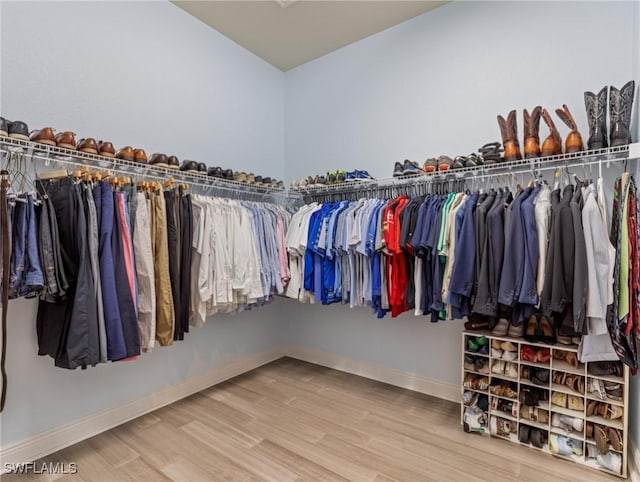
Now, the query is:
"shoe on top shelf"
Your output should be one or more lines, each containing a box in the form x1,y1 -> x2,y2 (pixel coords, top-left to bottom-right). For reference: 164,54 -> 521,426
393,160 -> 422,177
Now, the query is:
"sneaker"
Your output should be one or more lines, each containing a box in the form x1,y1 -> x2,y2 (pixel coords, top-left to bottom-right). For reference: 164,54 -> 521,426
401,160 -> 422,176
355,170 -> 373,180
422,158 -> 438,173
393,161 -> 404,177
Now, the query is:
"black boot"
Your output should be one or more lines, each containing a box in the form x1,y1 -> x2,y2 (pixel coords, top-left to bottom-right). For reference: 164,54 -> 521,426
584,86 -> 608,150
609,80 -> 635,147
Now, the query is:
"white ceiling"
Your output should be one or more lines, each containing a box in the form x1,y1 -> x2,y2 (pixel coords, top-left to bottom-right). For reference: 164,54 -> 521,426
173,1 -> 447,71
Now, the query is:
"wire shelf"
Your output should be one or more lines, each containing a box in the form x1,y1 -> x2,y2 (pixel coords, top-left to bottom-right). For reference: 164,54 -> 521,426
0,135 -> 296,204
294,143 -> 638,202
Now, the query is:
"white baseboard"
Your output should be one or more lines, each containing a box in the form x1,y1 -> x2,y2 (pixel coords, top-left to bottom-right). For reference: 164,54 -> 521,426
283,344 -> 460,403
0,345 -> 286,468
630,438 -> 640,482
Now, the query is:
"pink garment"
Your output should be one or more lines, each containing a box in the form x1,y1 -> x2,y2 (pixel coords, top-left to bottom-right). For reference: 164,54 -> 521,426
116,193 -> 137,312
276,216 -> 290,284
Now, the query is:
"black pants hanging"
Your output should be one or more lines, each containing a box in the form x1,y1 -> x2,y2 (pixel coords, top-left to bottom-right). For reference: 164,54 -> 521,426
179,192 -> 193,338
164,190 -> 181,340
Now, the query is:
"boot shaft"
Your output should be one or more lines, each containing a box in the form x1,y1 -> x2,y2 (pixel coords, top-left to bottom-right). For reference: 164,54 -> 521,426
609,80 -> 635,147
584,86 -> 608,150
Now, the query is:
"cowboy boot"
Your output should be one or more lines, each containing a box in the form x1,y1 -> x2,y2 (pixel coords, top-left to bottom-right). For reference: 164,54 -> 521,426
523,106 -> 542,159
497,110 -> 522,161
541,109 -> 562,156
584,86 -> 608,149
555,104 -> 584,153
609,80 -> 636,147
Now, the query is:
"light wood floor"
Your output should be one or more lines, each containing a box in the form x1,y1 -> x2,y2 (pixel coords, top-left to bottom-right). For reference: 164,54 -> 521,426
7,357 -> 618,482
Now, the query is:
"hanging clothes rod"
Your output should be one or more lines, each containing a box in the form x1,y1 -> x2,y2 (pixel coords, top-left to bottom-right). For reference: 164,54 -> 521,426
298,143 -> 639,202
0,137 -> 297,204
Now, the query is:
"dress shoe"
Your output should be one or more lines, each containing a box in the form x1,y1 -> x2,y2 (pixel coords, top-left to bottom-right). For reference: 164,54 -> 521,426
8,120 -> 30,141
180,160 -> 198,172
262,176 -> 272,185
30,127 -> 56,146
523,107 -> 542,159
197,162 -> 207,173
497,110 -> 522,161
55,131 -> 76,149
117,146 -> 134,161
207,166 -> 223,178
98,141 -> 116,158
609,80 -> 635,147
223,169 -> 234,180
246,173 -> 256,184
77,138 -> 98,154
134,149 -> 148,164
584,87 -> 609,150
0,117 -> 8,137
541,109 -> 562,156
234,171 -> 247,182
555,104 -> 584,153
167,155 -> 179,169
150,153 -> 167,167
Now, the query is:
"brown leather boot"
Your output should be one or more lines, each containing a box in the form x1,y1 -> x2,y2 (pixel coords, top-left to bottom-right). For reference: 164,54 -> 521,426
555,104 -> 584,153
497,110 -> 522,162
541,109 -> 562,156
523,106 -> 542,159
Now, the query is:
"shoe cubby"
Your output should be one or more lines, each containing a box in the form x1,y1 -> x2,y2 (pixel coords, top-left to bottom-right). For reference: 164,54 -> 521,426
461,330 -> 630,478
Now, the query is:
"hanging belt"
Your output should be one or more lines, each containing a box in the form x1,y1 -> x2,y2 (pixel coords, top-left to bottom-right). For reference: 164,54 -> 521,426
1,177 -> 9,411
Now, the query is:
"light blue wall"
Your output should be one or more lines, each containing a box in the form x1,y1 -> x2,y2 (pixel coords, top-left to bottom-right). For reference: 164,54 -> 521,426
285,1 -> 635,182
283,0 -> 638,455
0,0 -> 285,446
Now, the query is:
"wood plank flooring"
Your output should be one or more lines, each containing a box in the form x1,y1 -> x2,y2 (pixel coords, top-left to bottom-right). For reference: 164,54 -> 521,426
5,358 -> 618,481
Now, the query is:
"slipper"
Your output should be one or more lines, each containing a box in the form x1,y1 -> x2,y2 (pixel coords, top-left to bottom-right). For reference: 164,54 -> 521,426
606,405 -> 623,420
565,352 -> 579,368
595,425 -> 609,454
608,427 -> 623,452
537,348 -> 551,364
604,381 -> 623,401
551,391 -> 567,408
568,395 -> 584,412
587,400 -> 599,417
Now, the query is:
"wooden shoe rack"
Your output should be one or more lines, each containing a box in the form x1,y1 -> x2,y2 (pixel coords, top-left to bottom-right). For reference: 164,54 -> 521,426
461,330 -> 630,478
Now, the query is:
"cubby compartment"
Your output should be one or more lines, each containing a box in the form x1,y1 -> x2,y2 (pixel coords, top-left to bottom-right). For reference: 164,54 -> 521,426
461,331 -> 629,478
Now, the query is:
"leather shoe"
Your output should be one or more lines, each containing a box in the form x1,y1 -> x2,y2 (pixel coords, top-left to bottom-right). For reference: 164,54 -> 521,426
223,169 -> 233,180
117,146 -> 134,161
197,162 -> 207,172
30,127 -> 56,146
8,120 -> 30,141
134,149 -> 148,164
98,141 -> 116,158
55,131 -> 76,149
77,138 -> 98,154
167,155 -> 180,169
150,153 -> 168,167
0,117 -> 8,137
208,166 -> 223,178
180,160 -> 198,171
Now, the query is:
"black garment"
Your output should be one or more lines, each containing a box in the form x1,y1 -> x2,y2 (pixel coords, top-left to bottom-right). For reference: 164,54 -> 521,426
400,197 -> 421,309
429,197 -> 445,321
473,191 -> 503,317
80,186 -> 100,366
550,185 -> 575,330
177,192 -> 193,339
164,191 -> 181,340
472,191 -> 495,306
112,192 -> 140,358
37,177 -> 97,369
570,183 -> 588,334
